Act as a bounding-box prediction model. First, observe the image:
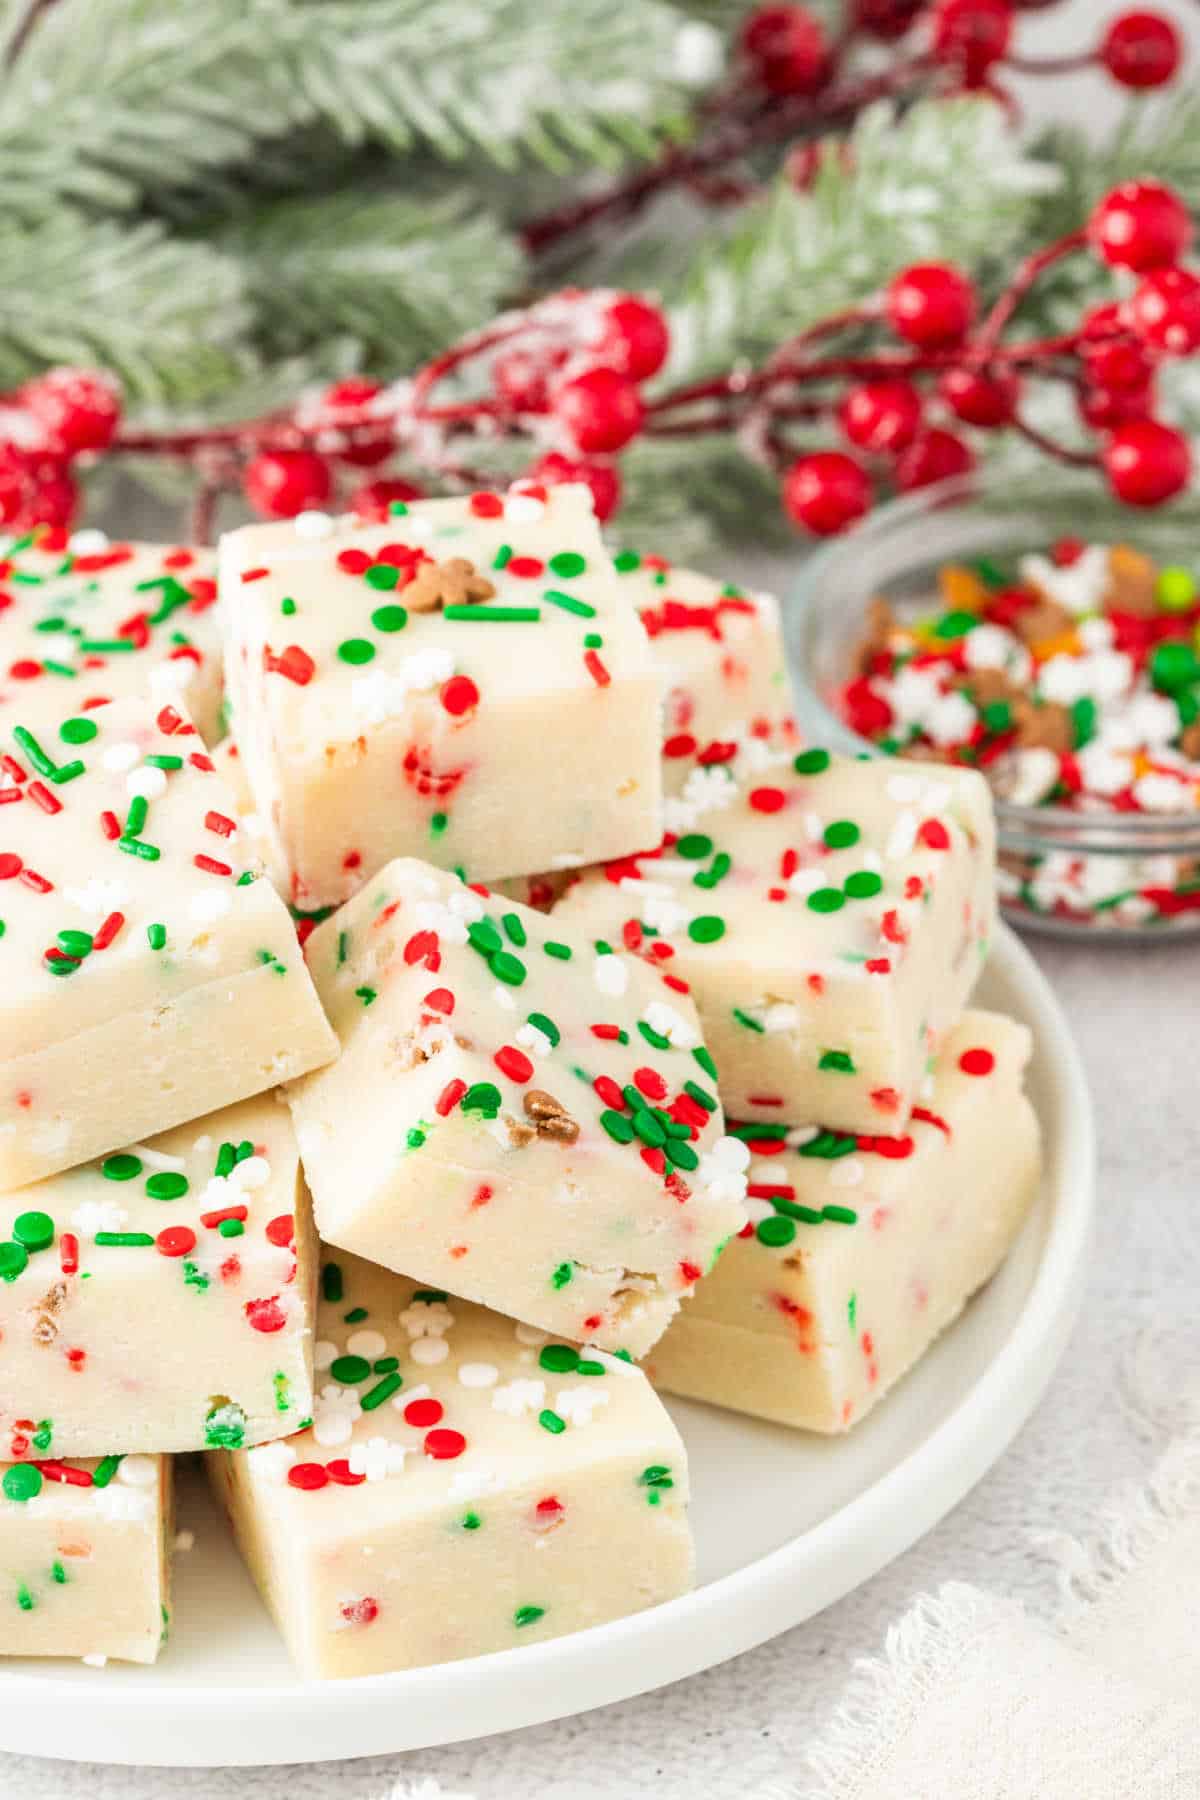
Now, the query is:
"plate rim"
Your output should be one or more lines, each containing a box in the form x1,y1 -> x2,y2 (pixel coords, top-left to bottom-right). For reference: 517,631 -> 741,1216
0,923 -> 1095,1765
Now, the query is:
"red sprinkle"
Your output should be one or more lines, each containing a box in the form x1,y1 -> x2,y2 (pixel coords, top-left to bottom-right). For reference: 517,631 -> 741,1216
194,854 -> 232,877
92,910 -> 124,951
469,491 -> 504,517
583,648 -> 611,687
959,1047 -> 995,1076
59,1234 -> 79,1276
423,987 -> 455,1014
749,786 -> 786,813
632,1066 -> 668,1101
593,1075 -> 625,1110
326,1459 -> 366,1487
205,810 -> 236,838
441,674 -> 480,717
156,1226 -> 197,1258
243,1296 -> 287,1333
424,1428 -> 467,1460
436,1078 -> 468,1117
590,1023 -> 623,1041
288,1463 -> 329,1491
265,1215 -> 295,1247
404,1398 -> 444,1428
337,548 -> 372,575
494,1045 -> 534,1084
917,817 -> 951,851
679,1260 -> 702,1285
99,810 -> 120,841
506,555 -> 544,578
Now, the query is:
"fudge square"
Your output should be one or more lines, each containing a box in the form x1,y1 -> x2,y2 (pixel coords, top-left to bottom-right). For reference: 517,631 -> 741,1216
552,746 -> 996,1130
0,1094 -> 317,1456
614,550 -> 796,773
287,859 -> 749,1357
644,1010 -> 1040,1432
220,482 -> 663,910
208,1252 -> 692,1678
0,1451 -> 171,1664
0,694 -> 336,1188
0,530 -> 223,744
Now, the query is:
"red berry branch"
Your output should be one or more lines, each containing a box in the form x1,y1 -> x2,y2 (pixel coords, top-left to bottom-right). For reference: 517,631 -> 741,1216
0,2 -> 1191,543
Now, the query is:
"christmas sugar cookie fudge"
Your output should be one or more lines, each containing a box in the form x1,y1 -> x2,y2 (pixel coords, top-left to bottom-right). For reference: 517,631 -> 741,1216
552,746 -> 995,1129
0,1095 -> 316,1455
287,859 -> 748,1356
220,483 -> 663,909
644,1011 -> 1040,1432
0,530 -> 223,744
615,551 -> 795,775
208,1252 -> 691,1678
1,1451 -> 170,1663
0,695 -> 337,1187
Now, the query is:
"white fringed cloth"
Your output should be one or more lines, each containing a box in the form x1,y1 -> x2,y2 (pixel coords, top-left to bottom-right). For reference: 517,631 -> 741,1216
793,1439 -> 1200,1799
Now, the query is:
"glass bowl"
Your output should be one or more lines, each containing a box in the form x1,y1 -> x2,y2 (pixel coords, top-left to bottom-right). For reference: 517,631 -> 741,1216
786,469 -> 1200,942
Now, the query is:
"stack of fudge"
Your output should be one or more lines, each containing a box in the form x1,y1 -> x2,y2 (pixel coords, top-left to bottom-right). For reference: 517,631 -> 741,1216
0,488 -> 1040,1679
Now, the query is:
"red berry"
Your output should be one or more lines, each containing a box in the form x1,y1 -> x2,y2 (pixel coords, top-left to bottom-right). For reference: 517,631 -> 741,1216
320,376 -> 390,467
739,4 -> 828,95
347,476 -> 425,520
885,263 -> 976,349
782,451 -> 872,535
930,0 -> 1014,86
529,451 -> 622,522
1100,11 -> 1181,89
10,461 -> 78,530
22,367 -> 121,455
242,450 -> 333,519
1081,335 -> 1156,396
1103,419 -> 1191,506
551,367 -> 644,454
0,449 -> 26,525
593,296 -> 670,382
1078,380 -> 1156,431
851,0 -> 923,40
938,368 -> 1020,428
1088,180 -> 1192,272
839,381 -> 922,453
493,345 -> 566,413
893,427 -> 975,492
1128,267 -> 1200,356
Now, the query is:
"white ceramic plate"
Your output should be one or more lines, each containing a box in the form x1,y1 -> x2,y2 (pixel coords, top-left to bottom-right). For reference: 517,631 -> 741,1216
0,924 -> 1094,1767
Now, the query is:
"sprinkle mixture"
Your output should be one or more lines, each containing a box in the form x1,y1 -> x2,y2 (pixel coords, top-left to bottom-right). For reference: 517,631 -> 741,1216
839,540 -> 1200,928
221,1252 -> 689,1669
221,484 -> 661,909
0,529 -> 221,745
292,859 -> 749,1353
550,737 -> 993,1127
0,1095 -> 311,1455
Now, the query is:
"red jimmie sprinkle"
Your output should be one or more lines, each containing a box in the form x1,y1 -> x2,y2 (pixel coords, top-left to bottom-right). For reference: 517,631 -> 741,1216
156,705 -> 185,735
27,782 -> 60,815
590,1023 -> 623,1041
92,910 -> 124,950
404,929 -> 440,966
593,1074 -> 625,1109
59,1233 -> 79,1275
506,555 -> 544,578
205,810 -> 236,838
241,566 -> 270,584
632,1066 -> 667,1101
436,1078 -> 467,1117
469,491 -> 504,517
263,644 -> 315,686
494,1044 -> 534,1083
749,786 -> 786,813
917,817 -> 951,850
99,810 -> 120,841
194,854 -> 232,877
583,649 -> 611,687
663,733 -> 697,758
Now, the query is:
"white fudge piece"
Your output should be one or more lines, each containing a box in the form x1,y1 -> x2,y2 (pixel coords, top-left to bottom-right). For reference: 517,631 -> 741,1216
552,745 -> 995,1129
220,483 -> 663,910
208,1252 -> 691,1678
287,859 -> 747,1357
0,694 -> 337,1187
0,533 -> 223,744
0,1451 -> 171,1663
0,1095 -> 317,1455
644,1011 -> 1040,1432
613,550 -> 796,778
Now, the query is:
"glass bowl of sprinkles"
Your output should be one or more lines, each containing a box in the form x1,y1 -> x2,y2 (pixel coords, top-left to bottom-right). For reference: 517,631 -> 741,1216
786,468 -> 1200,940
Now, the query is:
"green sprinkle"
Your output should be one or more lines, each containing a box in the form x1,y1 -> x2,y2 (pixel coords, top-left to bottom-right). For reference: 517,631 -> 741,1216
372,1355 -> 399,1373
461,1511 -> 482,1530
614,550 -> 641,572
1071,696 -> 1097,749
371,603 -> 407,633
549,551 -> 586,578
526,1010 -> 560,1047
273,1371 -> 291,1413
361,1372 -> 403,1411
217,1218 -> 244,1238
91,1455 -> 122,1489
337,638 -> 375,665
757,1215 -> 796,1247
542,587 -> 596,618
147,922 -> 167,951
490,950 -> 527,986
638,1464 -> 673,1488
389,500 -> 409,516
145,754 -> 182,772
444,604 -> 540,622
819,1049 -> 857,1073
844,871 -> 883,899
336,930 -> 349,966
676,833 -> 713,860
330,1354 -> 371,1384
823,819 -> 860,850
501,911 -> 527,947
550,1262 -> 573,1289
146,1172 -> 188,1201
281,597 -> 296,616
406,1127 -> 426,1150
539,1344 -> 580,1374
118,837 -> 160,862
355,986 -> 377,1006
1157,566 -> 1196,612
0,1242 -> 28,1282
664,1137 -> 699,1171
467,918 -> 503,955
59,716 -> 97,745
322,1262 -> 344,1303
16,1583 -> 34,1611
412,1289 -> 448,1303
822,1204 -> 859,1225
848,1292 -> 858,1329
2,1464 -> 41,1503
583,631 -> 603,649
51,1560 -> 67,1584
13,725 -> 56,777
514,1604 -> 546,1627
732,1007 -> 765,1033
684,1080 -> 716,1111
462,1081 -> 502,1118
981,700 -> 1012,735
13,1211 -> 54,1252
103,1154 -> 142,1182
492,543 -> 513,569
125,795 -> 148,837
364,563 -> 400,590
693,1046 -> 718,1080
935,610 -> 978,639
429,812 -> 448,838
576,1358 -> 606,1376
538,1410 -> 565,1435
543,940 -> 572,960
638,1020 -> 671,1051
600,1109 -> 635,1144
344,1307 -> 368,1324
95,1231 -> 154,1247
204,1402 -> 247,1450
693,852 -> 732,890
808,887 -> 845,913
793,748 -> 831,775
687,914 -> 725,944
